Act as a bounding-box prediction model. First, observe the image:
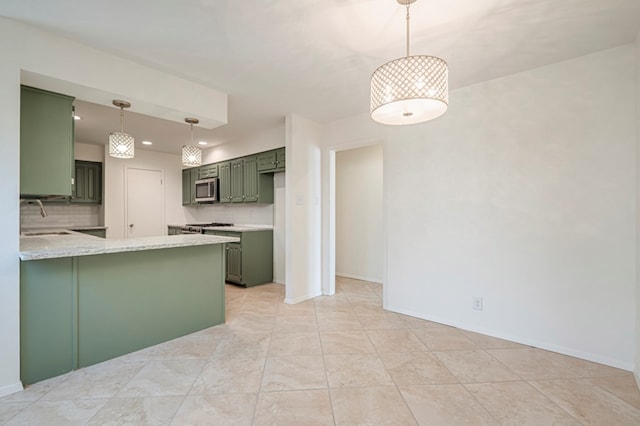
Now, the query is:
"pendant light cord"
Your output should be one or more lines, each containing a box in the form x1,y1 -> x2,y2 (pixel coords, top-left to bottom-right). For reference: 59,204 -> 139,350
190,122 -> 194,144
406,2 -> 411,57
119,106 -> 125,133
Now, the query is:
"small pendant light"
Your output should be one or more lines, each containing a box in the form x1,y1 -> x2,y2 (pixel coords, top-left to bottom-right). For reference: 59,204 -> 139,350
182,118 -> 202,167
108,100 -> 135,158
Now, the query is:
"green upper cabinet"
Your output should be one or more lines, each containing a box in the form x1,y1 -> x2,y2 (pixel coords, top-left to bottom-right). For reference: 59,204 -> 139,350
230,159 -> 245,203
20,86 -> 75,196
203,229 -> 273,287
199,163 -> 218,179
182,168 -> 199,206
182,150 -> 278,206
218,161 -> 231,203
72,161 -> 102,204
231,156 -> 273,204
257,148 -> 286,173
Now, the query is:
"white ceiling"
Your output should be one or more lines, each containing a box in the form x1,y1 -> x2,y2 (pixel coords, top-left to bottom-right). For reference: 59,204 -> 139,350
2,0 -> 640,154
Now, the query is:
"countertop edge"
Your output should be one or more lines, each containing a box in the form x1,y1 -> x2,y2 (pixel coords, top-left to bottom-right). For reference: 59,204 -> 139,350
20,234 -> 239,261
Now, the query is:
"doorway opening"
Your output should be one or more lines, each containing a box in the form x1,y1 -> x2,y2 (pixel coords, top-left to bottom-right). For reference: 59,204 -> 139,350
326,142 -> 385,299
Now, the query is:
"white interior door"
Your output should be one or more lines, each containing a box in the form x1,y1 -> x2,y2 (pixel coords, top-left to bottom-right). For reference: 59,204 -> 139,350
126,167 -> 164,238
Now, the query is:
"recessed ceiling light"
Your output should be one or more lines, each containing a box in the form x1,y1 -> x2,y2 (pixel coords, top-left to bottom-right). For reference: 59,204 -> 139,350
142,141 -> 153,145
198,141 -> 208,146
73,115 -> 82,120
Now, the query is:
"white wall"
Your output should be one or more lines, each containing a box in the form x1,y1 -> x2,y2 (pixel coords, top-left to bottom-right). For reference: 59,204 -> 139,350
75,142 -> 104,162
335,145 -> 383,282
274,172 -> 286,284
286,114 -> 324,303
327,45 -> 637,369
0,17 -> 226,396
105,148 -> 188,238
202,124 -> 285,164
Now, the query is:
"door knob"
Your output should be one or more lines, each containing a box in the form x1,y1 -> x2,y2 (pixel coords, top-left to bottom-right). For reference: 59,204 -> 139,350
129,224 -> 134,228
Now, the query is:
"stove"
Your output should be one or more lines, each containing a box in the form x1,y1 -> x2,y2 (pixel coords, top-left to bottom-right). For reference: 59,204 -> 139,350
180,223 -> 234,234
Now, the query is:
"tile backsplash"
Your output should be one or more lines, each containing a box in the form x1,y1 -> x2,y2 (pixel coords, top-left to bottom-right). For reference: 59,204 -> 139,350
21,203 -> 102,229
185,203 -> 273,226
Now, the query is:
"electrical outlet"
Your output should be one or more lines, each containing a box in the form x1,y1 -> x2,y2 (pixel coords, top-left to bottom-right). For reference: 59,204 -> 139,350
472,297 -> 483,311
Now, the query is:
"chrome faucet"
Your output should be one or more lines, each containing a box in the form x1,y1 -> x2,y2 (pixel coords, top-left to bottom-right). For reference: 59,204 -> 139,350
20,199 -> 48,217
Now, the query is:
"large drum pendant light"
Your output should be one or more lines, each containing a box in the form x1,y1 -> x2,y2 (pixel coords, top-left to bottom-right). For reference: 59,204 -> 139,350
370,0 -> 448,125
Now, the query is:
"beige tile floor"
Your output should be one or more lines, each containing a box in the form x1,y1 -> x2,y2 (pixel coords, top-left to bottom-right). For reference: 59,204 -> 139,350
2,276 -> 640,425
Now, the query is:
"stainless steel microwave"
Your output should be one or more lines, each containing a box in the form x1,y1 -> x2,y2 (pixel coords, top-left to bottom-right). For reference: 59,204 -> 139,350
194,178 -> 218,203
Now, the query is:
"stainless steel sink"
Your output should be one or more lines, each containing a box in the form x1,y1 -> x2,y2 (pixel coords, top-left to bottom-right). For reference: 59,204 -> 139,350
22,231 -> 72,236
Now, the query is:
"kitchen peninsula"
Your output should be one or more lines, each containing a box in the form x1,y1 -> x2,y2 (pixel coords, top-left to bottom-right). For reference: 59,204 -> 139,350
19,231 -> 238,385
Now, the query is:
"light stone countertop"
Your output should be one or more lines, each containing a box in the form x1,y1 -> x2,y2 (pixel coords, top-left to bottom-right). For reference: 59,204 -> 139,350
20,231 -> 239,261
22,225 -> 108,232
166,224 -> 274,232
202,226 -> 273,232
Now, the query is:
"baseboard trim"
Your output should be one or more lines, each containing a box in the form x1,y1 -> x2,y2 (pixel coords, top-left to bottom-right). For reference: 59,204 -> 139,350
285,291 -> 322,305
385,304 -> 634,371
0,381 -> 23,398
336,272 -> 382,284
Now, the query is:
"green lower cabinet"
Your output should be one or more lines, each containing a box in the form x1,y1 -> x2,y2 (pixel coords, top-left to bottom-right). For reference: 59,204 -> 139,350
204,229 -> 273,287
226,243 -> 242,283
20,258 -> 75,385
19,244 -> 226,384
77,245 -> 224,367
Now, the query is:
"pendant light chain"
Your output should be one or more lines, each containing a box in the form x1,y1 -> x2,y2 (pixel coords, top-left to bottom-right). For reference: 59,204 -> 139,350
119,106 -> 125,133
406,2 -> 411,57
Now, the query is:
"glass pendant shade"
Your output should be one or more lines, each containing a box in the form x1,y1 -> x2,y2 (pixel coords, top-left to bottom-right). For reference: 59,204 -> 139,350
182,145 -> 202,167
371,55 -> 448,125
108,100 -> 135,158
182,117 -> 202,167
370,0 -> 449,125
108,132 -> 135,159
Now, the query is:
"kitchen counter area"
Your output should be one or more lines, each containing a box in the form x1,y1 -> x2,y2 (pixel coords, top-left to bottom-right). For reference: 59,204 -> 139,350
19,231 -> 237,385
20,230 -> 239,260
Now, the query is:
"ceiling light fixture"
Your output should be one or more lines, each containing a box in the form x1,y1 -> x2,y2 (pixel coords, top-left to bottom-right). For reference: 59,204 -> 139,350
108,100 -> 135,158
182,118 -> 202,167
142,140 -> 153,145
370,0 -> 448,125
198,141 -> 208,146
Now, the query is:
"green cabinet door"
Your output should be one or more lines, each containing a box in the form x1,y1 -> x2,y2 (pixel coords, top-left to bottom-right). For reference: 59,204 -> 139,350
182,169 -> 191,205
20,86 -> 75,196
199,164 -> 218,179
182,168 -> 199,206
218,161 -> 231,203
243,156 -> 259,202
20,258 -> 75,385
226,243 -> 243,283
204,229 -> 273,287
72,161 -> 102,204
230,159 -> 245,203
257,148 -> 285,173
